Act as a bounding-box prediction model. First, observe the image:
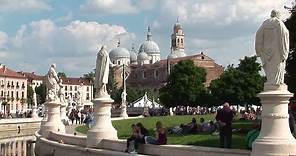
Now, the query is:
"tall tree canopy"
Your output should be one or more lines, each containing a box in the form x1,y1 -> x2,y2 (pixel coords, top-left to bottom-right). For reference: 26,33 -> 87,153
57,72 -> 67,78
209,56 -> 264,106
35,84 -> 46,104
27,85 -> 33,108
159,60 -> 206,108
285,1 -> 296,100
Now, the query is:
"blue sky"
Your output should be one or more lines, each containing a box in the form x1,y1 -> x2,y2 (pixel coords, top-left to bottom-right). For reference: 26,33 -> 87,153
0,0 -> 293,77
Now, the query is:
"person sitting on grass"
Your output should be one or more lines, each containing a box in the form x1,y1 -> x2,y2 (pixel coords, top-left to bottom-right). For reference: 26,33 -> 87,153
200,118 -> 209,133
145,121 -> 167,145
182,117 -> 198,134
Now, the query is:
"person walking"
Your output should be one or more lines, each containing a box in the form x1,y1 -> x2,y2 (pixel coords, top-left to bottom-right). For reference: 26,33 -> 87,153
216,102 -> 234,148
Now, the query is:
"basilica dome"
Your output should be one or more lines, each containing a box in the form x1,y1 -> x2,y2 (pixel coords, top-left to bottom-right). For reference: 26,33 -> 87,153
139,40 -> 160,54
137,52 -> 149,60
109,47 -> 130,61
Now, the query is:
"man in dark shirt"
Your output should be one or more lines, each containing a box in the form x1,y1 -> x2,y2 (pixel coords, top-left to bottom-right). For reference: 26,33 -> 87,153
216,102 -> 234,148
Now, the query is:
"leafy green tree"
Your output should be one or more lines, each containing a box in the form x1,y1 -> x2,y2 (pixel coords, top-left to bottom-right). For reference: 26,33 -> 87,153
82,70 -> 95,83
27,85 -> 33,108
159,60 -> 206,107
209,56 -> 264,106
35,84 -> 47,104
58,72 -> 67,78
285,1 -> 296,100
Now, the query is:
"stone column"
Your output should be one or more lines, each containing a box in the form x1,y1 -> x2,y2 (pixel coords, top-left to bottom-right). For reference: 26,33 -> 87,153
251,86 -> 296,156
31,87 -> 38,119
22,140 -> 26,156
87,96 -> 117,147
17,140 -> 22,156
12,141 -> 16,156
40,101 -> 65,138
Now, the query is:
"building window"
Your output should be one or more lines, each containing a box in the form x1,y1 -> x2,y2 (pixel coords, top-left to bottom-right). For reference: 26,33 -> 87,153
143,71 -> 147,79
70,86 -> 72,91
75,86 -> 77,91
65,86 -> 68,91
7,81 -> 10,87
177,38 -> 180,44
1,91 -> 3,97
11,81 -> 14,87
201,56 -> 205,60
181,38 -> 183,44
11,91 -> 13,98
117,60 -> 120,65
87,87 -> 89,92
22,92 -> 24,98
16,92 -> 19,98
86,93 -> 90,100
16,82 -> 19,88
7,91 -> 9,97
65,93 -> 68,97
154,70 -> 159,78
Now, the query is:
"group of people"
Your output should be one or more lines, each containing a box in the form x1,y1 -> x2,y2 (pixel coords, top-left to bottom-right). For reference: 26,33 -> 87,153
67,108 -> 94,127
125,121 -> 167,153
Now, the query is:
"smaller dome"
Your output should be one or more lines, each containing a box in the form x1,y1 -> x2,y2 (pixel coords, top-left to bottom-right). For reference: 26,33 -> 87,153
109,47 -> 130,60
137,52 -> 149,60
168,53 -> 178,59
130,51 -> 137,62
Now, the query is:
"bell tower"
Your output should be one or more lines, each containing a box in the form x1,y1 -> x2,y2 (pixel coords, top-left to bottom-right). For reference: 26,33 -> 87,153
171,18 -> 185,51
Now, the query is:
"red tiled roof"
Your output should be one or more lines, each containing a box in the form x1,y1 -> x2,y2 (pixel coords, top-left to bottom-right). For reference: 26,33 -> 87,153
21,72 -> 45,81
61,77 -> 92,86
0,65 -> 26,79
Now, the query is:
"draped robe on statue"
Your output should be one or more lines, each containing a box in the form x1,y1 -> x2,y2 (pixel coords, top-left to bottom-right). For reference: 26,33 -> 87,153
94,46 -> 110,97
255,16 -> 289,86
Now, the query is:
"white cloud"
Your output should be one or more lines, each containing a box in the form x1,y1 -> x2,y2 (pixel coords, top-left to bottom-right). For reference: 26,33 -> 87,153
80,0 -> 157,15
0,0 -> 51,12
6,19 -> 135,76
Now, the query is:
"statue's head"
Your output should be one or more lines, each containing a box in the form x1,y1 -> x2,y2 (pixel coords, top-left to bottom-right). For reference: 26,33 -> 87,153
271,9 -> 280,18
51,63 -> 56,69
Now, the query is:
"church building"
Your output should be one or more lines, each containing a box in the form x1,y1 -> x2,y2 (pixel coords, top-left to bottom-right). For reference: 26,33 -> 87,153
110,21 -> 224,91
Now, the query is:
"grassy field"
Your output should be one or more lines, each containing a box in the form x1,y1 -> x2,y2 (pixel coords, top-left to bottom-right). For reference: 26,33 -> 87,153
76,114 -> 255,149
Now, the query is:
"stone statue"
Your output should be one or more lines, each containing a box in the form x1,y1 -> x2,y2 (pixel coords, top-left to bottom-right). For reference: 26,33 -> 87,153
94,45 -> 112,97
46,64 -> 60,101
121,91 -> 127,104
58,79 -> 66,104
255,10 -> 289,87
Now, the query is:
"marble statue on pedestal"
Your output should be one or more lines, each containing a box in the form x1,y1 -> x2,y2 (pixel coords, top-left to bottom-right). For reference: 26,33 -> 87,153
45,64 -> 60,101
255,9 -> 289,88
252,10 -> 296,156
58,79 -> 66,104
94,45 -> 112,98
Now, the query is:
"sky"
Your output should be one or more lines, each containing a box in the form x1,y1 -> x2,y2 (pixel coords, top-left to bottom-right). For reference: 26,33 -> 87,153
0,0 -> 294,77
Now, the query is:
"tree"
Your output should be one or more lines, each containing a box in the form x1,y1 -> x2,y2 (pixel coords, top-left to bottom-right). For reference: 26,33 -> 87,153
82,70 -> 95,83
35,84 -> 46,104
159,60 -> 206,107
209,56 -> 264,106
58,72 -> 67,78
285,1 -> 296,100
27,85 -> 33,108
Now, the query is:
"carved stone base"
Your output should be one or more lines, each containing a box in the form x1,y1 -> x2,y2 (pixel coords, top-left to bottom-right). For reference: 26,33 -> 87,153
251,88 -> 296,156
120,104 -> 128,119
87,96 -> 118,148
31,106 -> 39,119
40,101 -> 65,138
60,105 -> 68,125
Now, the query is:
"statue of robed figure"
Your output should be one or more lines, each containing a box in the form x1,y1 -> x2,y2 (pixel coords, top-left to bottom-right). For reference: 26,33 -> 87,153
94,45 -> 112,98
255,10 -> 289,87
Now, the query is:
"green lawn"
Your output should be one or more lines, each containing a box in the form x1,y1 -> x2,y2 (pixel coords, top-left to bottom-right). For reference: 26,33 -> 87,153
76,114 -> 255,149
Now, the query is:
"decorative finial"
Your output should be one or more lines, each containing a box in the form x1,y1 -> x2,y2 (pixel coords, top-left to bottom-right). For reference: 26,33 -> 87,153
117,39 -> 120,47
147,26 -> 152,41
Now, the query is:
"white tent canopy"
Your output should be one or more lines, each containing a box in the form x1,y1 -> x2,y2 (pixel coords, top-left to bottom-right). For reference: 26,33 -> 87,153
130,93 -> 161,108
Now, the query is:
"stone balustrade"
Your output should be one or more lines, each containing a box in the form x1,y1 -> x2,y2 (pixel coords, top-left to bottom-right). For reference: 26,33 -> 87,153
0,118 -> 41,139
35,131 -> 251,156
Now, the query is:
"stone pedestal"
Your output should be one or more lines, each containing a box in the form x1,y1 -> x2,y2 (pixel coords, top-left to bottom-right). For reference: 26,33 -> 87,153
87,96 -> 117,148
40,105 -> 47,127
31,106 -> 39,119
60,104 -> 68,125
251,86 -> 296,156
40,101 -> 65,138
120,104 -> 128,119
